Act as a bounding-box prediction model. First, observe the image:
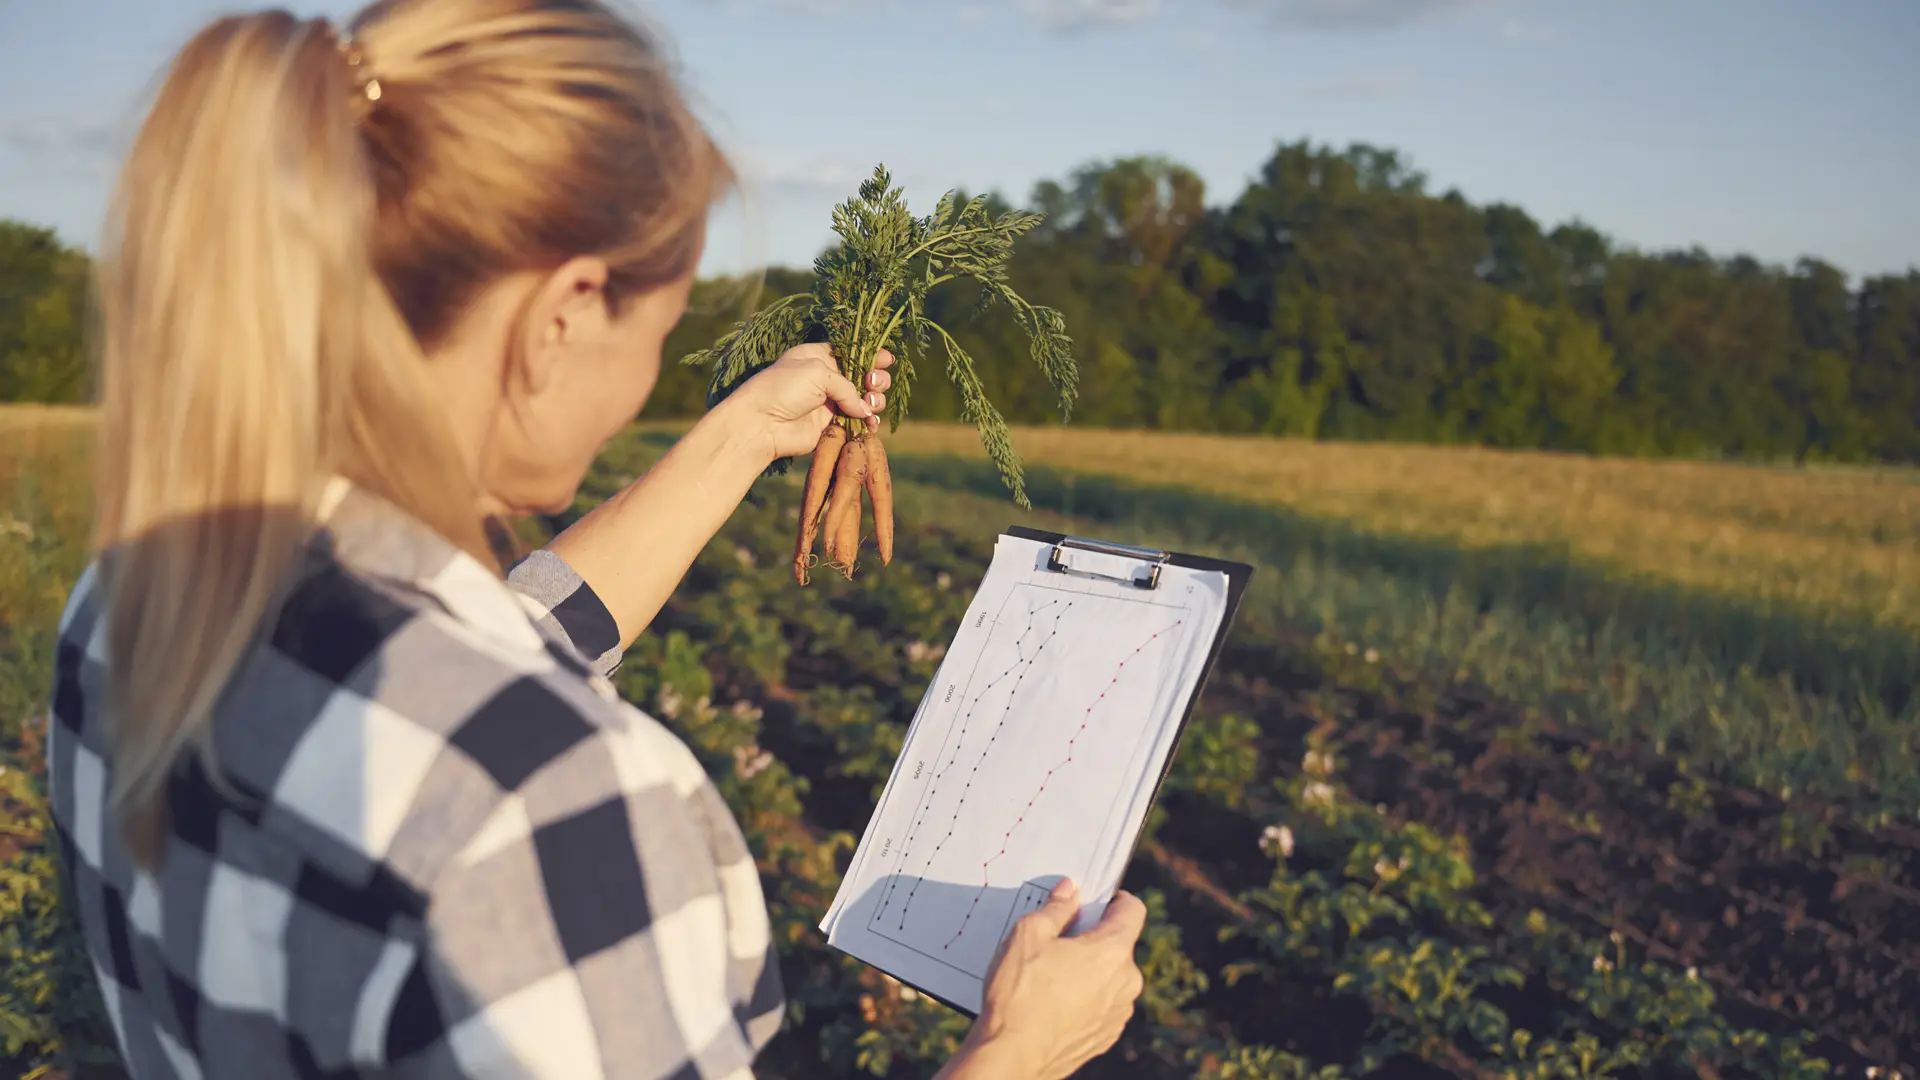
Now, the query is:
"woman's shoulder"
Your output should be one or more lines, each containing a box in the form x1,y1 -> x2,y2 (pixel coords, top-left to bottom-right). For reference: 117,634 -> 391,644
227,545 -> 718,887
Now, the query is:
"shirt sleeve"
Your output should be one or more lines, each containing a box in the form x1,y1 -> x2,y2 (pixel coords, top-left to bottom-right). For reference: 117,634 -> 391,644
505,548 -> 624,678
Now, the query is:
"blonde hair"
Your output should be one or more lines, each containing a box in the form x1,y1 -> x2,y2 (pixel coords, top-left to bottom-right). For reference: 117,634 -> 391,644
90,0 -> 731,867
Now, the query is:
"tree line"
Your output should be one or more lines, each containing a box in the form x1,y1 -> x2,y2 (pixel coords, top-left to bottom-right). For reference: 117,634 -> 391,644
5,139 -> 1916,463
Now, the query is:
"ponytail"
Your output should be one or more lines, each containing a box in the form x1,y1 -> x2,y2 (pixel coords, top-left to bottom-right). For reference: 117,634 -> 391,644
91,11 -> 488,868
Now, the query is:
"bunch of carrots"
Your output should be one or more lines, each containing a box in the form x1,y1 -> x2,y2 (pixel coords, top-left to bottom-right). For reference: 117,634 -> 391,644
795,419 -> 891,583
683,165 -> 1077,584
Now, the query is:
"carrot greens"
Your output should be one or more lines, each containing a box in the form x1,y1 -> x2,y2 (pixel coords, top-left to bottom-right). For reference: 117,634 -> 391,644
683,165 -> 1078,582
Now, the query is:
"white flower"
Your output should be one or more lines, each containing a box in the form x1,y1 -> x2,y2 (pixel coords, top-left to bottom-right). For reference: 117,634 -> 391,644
1364,648 -> 1379,664
900,986 -> 919,1001
734,544 -> 756,569
1686,967 -> 1698,980
936,572 -> 952,591
1302,750 -> 1333,776
1302,781 -> 1335,807
1609,931 -> 1622,946
1593,955 -> 1612,972
1261,824 -> 1295,858
1865,1068 -> 1879,1079
732,743 -> 774,779
1374,857 -> 1400,882
730,699 -> 764,723
656,687 -> 684,720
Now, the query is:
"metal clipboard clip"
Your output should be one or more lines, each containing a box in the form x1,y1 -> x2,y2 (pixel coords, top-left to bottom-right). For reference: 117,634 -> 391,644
1044,535 -> 1170,591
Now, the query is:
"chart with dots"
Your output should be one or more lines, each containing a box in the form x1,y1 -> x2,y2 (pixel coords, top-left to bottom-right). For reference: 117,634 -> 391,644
821,533 -> 1233,1015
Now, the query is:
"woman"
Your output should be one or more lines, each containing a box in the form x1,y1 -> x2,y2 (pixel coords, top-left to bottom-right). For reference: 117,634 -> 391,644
43,1 -> 1147,1078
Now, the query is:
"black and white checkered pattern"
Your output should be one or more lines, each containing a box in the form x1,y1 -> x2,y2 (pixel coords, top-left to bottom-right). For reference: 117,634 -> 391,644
45,477 -> 784,1078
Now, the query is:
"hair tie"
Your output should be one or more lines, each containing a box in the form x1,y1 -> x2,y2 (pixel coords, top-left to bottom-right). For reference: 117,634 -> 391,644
334,30 -> 383,103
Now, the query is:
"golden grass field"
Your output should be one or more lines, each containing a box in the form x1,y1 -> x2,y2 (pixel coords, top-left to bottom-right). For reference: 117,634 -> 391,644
5,405 -> 1917,637
884,424 -> 1920,636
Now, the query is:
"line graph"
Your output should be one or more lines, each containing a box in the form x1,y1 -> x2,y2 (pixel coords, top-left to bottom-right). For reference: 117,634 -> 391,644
874,597 -> 1068,928
943,619 -> 1183,949
861,579 -> 1198,978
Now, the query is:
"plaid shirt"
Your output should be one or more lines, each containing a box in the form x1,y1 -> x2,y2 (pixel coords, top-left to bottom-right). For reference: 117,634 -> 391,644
45,477 -> 784,1079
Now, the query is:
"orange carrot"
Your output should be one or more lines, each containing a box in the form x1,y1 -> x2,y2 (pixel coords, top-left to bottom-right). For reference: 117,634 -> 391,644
820,433 -> 867,573
862,434 -> 893,565
825,436 -> 869,577
794,423 -> 848,584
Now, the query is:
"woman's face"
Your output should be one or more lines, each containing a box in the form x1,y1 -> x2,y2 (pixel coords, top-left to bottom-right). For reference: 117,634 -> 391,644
474,259 -> 695,517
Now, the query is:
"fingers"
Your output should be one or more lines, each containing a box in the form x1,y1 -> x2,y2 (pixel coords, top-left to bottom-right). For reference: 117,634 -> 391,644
861,351 -> 891,417
1019,877 -> 1082,938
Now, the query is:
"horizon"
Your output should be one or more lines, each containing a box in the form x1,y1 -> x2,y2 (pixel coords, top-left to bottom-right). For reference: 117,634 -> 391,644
1,0 -> 1915,282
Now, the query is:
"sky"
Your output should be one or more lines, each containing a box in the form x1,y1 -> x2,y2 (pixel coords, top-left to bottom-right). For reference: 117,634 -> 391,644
1,0 -> 1915,281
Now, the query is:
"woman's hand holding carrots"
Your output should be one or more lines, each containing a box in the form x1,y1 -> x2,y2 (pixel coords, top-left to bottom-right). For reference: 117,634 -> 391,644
721,343 -> 894,462
719,343 -> 898,583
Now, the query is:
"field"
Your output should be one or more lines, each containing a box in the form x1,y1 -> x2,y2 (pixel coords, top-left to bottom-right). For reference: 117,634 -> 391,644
4,409 -> 1917,1078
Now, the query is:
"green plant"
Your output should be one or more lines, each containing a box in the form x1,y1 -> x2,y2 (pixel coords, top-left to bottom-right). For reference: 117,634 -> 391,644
1,721 -> 116,1079
682,165 -> 1078,581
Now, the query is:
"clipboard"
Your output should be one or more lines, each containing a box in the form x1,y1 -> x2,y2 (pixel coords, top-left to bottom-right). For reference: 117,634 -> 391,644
819,527 -> 1254,1018
1004,526 -> 1254,838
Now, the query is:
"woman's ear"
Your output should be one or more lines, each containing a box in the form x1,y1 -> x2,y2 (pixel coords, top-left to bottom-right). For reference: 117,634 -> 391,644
512,255 -> 613,396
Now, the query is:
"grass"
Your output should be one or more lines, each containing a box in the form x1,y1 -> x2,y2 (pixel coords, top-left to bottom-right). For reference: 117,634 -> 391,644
882,424 -> 1920,639
17,407 -> 1915,635
1,408 -> 92,735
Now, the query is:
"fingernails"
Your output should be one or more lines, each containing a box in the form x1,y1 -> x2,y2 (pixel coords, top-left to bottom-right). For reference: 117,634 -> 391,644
866,392 -> 883,410
1051,878 -> 1077,899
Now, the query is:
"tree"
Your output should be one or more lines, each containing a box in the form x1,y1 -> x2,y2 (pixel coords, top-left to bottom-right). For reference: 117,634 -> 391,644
0,222 -> 92,404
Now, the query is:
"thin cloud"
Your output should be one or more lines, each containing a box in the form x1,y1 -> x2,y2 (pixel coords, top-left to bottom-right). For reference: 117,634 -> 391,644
730,151 -> 936,201
1022,0 -> 1160,30
1221,0 -> 1485,30
744,156 -> 874,197
1499,18 -> 1557,41
768,0 -> 875,13
732,0 -> 1482,33
0,117 -> 119,163
1178,25 -> 1219,49
1302,69 -> 1418,100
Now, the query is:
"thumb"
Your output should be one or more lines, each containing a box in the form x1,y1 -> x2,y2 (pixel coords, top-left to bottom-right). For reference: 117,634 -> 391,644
1081,888 -> 1147,945
817,365 -> 874,423
1020,877 -> 1081,938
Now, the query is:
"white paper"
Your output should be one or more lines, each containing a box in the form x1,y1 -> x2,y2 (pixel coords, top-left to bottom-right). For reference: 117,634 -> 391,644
819,534 -> 1231,1014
